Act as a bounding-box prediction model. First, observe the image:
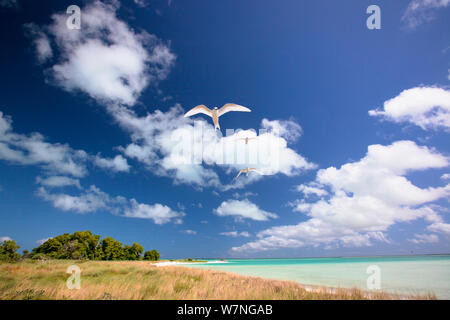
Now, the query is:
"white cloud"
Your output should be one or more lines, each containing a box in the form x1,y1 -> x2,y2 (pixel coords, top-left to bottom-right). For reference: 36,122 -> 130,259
287,199 -> 312,213
232,191 -> 258,199
315,141 -> 449,206
124,199 -> 185,224
94,154 -> 130,173
295,183 -> 328,197
37,184 -> 184,224
181,229 -> 196,235
214,199 -> 278,221
402,0 -> 450,28
113,105 -> 315,188
369,87 -> 450,131
0,236 -> 12,242
24,23 -> 53,63
260,118 -> 303,143
113,104 -> 222,187
427,222 -> 450,235
0,111 -> 88,177
37,185 -> 126,214
29,0 -> 175,106
408,233 -> 439,244
36,237 -> 52,245
36,176 -> 81,189
0,111 -> 131,177
441,173 -> 450,180
220,231 -> 251,237
133,0 -> 148,7
232,140 -> 450,253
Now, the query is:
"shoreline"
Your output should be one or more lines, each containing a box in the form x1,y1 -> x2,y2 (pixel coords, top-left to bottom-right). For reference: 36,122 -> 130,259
173,253 -> 450,260
0,260 -> 436,300
157,262 -> 431,300
155,260 -> 227,267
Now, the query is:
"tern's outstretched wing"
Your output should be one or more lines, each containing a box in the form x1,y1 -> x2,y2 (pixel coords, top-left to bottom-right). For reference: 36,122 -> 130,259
249,168 -> 263,175
235,169 -> 245,179
184,105 -> 213,118
218,103 -> 251,117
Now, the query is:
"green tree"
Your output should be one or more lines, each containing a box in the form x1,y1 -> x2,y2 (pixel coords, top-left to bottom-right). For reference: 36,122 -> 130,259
94,246 -> 105,260
60,240 -> 86,259
71,231 -> 101,259
32,237 -> 63,259
144,249 -> 160,261
31,231 -> 101,260
0,240 -> 21,261
100,237 -> 124,260
27,231 -> 158,262
124,242 -> 144,260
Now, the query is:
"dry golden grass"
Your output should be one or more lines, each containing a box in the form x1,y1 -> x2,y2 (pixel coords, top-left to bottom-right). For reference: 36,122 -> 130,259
0,260 -> 435,300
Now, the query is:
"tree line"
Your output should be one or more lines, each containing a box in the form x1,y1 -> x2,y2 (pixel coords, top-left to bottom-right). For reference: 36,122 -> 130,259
0,231 -> 160,262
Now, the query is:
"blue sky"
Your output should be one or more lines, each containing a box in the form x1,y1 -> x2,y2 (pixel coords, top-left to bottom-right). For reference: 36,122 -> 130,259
0,0 -> 449,258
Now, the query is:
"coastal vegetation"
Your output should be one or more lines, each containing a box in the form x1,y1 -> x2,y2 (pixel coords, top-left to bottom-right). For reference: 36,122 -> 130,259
0,260 -> 435,300
0,231 -> 160,262
0,240 -> 21,262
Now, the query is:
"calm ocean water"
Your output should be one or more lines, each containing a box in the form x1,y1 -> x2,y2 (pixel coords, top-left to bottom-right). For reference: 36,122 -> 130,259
185,255 -> 450,299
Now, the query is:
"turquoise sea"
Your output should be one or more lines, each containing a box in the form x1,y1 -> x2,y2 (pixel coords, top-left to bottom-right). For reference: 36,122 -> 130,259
185,255 -> 450,299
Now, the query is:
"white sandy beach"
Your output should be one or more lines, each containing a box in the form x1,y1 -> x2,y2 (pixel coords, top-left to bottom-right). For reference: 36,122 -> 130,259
155,260 -> 227,267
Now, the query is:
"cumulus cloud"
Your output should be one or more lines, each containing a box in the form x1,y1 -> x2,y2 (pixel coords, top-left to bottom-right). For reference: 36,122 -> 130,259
36,176 -> 81,189
441,173 -> 450,180
37,185 -> 126,214
113,104 -> 221,187
124,199 -> 185,224
93,154 -> 130,173
37,184 -> 184,224
113,105 -> 315,188
112,106 -> 218,186
260,118 -> 303,143
0,111 -> 88,177
0,236 -> 12,242
295,183 -> 328,197
369,87 -> 450,131
220,231 -> 251,237
214,199 -> 278,221
28,0 -> 175,106
402,0 -> 450,28
315,141 -> 449,206
0,111 -> 131,177
427,222 -> 450,235
408,233 -> 439,244
232,140 -> 450,253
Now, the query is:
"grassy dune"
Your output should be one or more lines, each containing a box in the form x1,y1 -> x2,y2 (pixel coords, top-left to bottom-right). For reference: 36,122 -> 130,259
0,260 -> 435,300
